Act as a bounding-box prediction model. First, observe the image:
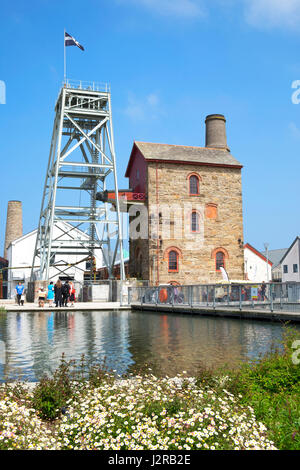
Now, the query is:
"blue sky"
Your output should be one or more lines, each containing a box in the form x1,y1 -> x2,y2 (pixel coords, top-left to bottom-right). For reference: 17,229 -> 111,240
0,0 -> 300,255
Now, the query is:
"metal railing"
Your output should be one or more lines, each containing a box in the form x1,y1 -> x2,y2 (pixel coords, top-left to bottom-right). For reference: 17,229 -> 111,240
63,79 -> 110,93
128,282 -> 300,313
1,279 -> 84,303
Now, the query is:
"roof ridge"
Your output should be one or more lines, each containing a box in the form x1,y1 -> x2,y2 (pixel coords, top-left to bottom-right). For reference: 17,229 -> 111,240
135,141 -> 228,152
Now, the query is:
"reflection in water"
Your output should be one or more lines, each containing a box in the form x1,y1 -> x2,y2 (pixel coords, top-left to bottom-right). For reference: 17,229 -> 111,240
0,310 -> 298,382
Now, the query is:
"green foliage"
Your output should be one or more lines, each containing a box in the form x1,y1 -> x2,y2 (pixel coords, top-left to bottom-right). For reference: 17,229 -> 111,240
32,354 -> 75,420
144,396 -> 184,419
31,354 -> 113,420
88,357 -> 113,388
32,378 -> 66,420
196,326 -> 300,450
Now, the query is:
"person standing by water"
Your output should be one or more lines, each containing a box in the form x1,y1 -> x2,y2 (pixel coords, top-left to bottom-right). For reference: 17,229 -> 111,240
54,280 -> 63,307
38,287 -> 47,308
62,281 -> 70,307
261,281 -> 267,301
69,281 -> 76,307
15,282 -> 25,306
47,281 -> 55,307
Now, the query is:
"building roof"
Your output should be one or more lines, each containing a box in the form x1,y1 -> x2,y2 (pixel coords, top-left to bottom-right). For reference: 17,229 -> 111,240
135,141 -> 242,167
125,141 -> 242,177
262,248 -> 288,268
244,243 -> 273,266
279,237 -> 300,264
7,221 -> 91,249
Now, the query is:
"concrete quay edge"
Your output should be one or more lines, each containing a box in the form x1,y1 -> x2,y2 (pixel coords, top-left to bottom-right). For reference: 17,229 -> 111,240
131,303 -> 300,323
0,302 -> 130,312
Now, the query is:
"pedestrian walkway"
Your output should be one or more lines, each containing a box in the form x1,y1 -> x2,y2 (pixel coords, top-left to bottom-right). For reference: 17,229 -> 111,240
0,301 -> 129,312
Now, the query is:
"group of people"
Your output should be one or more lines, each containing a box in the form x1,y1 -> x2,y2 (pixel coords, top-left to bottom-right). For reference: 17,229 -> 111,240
35,280 -> 76,308
16,280 -> 76,308
47,280 -> 76,308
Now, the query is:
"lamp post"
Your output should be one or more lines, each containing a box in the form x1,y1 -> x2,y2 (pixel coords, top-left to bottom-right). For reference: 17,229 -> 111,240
264,242 -> 269,282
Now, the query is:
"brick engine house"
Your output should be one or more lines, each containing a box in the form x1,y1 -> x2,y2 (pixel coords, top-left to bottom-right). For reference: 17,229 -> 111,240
125,114 -> 244,285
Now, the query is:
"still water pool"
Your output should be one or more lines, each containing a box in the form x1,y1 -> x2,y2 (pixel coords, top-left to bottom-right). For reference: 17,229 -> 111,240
0,310 -> 298,382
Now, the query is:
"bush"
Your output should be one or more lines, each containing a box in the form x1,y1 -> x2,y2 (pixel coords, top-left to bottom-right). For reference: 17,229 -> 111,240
32,354 -> 75,420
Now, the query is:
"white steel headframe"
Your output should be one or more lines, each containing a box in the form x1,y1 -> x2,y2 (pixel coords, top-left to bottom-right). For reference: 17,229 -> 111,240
31,80 -> 125,281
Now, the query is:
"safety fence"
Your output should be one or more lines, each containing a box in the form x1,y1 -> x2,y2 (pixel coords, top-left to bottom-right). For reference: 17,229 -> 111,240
127,282 -> 300,313
1,279 -> 148,305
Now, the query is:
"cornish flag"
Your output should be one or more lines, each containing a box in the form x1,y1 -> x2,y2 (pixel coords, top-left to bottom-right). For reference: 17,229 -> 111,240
65,32 -> 84,51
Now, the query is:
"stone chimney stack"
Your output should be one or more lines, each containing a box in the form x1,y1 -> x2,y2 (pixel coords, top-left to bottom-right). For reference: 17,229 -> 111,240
205,114 -> 230,151
4,200 -> 23,259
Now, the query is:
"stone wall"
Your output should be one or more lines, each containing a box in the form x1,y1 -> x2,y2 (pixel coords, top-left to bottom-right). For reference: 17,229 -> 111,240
144,162 -> 244,285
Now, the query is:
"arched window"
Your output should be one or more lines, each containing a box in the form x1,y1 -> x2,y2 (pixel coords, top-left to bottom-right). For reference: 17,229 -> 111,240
191,211 -> 200,232
216,251 -> 225,271
189,175 -> 199,195
168,250 -> 179,272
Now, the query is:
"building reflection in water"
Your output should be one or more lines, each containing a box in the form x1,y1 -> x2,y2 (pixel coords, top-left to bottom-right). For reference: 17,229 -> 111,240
0,310 -> 298,382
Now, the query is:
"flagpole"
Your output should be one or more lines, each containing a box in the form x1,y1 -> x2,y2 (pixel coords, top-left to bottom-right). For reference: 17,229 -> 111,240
64,29 -> 66,84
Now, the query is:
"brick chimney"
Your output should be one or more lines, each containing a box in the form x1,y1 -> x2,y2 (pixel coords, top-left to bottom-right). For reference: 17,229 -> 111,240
4,200 -> 23,259
205,114 -> 230,151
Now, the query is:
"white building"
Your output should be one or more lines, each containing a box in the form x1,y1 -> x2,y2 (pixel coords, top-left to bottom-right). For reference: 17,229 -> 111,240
262,248 -> 288,282
244,243 -> 272,282
6,221 -> 103,298
281,237 -> 300,283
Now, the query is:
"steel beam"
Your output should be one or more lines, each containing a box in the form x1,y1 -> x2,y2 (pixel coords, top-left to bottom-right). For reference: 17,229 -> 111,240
31,81 -> 125,281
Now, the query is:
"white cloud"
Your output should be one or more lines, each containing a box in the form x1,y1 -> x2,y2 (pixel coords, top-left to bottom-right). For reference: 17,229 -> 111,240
117,0 -> 205,18
289,121 -> 300,139
147,93 -> 159,106
244,0 -> 300,29
124,92 -> 161,121
116,0 -> 300,29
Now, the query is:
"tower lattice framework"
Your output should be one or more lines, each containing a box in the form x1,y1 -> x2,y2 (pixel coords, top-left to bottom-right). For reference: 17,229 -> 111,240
31,80 -> 125,281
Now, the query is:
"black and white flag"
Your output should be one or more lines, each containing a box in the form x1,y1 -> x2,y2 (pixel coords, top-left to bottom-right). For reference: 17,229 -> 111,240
65,32 -> 84,51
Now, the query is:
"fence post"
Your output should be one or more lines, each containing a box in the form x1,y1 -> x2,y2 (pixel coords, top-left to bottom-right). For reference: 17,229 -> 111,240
188,286 -> 193,308
120,281 -> 123,307
213,285 -> 216,309
128,287 -> 132,306
206,286 -> 209,307
227,285 -> 230,306
270,284 -> 273,312
239,285 -> 242,311
280,284 -> 282,310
